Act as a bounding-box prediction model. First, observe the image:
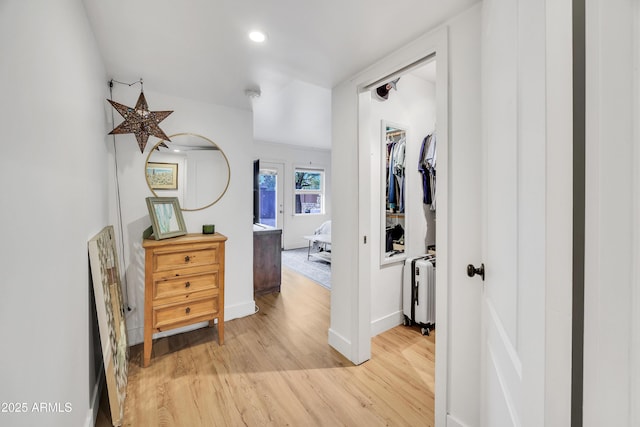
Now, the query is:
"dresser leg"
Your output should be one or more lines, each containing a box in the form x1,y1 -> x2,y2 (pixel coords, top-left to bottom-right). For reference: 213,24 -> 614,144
143,329 -> 152,367
218,318 -> 224,345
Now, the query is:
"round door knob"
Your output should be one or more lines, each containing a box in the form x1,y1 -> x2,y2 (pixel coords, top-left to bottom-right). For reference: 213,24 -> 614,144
185,281 -> 191,288
467,263 -> 485,281
185,307 -> 191,314
466,264 -> 474,277
184,255 -> 191,262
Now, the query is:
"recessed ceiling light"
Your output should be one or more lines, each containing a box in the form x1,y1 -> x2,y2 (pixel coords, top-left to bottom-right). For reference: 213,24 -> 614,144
249,31 -> 266,43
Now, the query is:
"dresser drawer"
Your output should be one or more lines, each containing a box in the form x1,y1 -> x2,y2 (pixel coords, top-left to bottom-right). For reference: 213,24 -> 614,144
153,296 -> 219,329
153,288 -> 217,307
154,271 -> 219,300
152,243 -> 220,273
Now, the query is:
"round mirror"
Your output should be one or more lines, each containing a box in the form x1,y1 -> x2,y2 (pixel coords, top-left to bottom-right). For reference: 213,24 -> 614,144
145,133 -> 231,211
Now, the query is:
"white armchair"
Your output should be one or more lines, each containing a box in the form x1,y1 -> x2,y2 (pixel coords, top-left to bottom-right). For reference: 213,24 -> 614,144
313,221 -> 331,252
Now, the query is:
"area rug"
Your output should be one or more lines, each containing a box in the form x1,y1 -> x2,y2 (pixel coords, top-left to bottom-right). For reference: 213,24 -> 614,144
281,248 -> 331,290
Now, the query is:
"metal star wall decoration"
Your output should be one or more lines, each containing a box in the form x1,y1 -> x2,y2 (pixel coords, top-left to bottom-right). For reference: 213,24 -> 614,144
107,92 -> 173,152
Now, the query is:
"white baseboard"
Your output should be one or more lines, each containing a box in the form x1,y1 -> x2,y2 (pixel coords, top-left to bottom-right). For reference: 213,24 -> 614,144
328,328 -> 352,360
84,363 -> 105,427
447,413 -> 469,427
128,321 -> 213,346
225,299 -> 257,321
128,326 -> 144,346
126,300 -> 257,346
370,310 -> 404,337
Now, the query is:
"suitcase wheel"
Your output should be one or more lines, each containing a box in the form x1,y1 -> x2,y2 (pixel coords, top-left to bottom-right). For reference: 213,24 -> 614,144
421,327 -> 430,336
403,316 -> 412,327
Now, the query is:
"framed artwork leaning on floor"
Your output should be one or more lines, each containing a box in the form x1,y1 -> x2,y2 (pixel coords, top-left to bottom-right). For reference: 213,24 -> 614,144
88,225 -> 129,426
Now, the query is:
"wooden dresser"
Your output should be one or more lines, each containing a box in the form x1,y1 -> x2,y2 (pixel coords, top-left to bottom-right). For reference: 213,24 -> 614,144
142,233 -> 227,367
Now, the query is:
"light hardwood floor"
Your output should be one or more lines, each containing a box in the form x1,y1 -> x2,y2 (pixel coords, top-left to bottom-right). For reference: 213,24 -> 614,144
97,267 -> 435,426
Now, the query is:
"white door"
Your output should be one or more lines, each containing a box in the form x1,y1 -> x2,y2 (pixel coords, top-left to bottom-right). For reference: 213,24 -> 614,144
479,0 -> 548,425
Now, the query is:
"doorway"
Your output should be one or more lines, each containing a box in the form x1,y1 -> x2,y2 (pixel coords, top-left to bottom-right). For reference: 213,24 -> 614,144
329,26 -> 457,425
258,161 -> 284,245
358,54 -> 441,412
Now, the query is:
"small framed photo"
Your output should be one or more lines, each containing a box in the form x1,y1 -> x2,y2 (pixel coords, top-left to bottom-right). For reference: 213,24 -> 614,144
145,197 -> 187,240
146,162 -> 178,190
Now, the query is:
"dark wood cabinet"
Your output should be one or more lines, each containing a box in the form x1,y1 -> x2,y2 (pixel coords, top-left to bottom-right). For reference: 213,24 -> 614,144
253,227 -> 282,296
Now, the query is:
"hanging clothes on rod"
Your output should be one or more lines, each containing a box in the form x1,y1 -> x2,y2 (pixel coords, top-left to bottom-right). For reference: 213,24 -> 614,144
392,136 -> 406,212
418,132 -> 437,211
387,138 -> 396,211
387,134 -> 406,213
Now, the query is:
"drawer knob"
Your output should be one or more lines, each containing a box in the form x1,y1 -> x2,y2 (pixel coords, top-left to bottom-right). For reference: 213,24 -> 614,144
184,255 -> 191,262
185,281 -> 191,288
185,307 -> 191,314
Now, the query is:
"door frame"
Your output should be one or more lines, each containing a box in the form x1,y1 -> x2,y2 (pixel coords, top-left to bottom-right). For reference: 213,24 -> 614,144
353,27 -> 450,425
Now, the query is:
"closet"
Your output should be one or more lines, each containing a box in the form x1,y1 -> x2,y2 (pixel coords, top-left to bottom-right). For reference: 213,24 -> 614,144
376,72 -> 437,266
368,58 -> 438,338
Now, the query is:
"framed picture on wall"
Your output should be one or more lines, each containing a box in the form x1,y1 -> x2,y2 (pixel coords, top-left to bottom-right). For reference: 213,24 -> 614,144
146,162 -> 178,190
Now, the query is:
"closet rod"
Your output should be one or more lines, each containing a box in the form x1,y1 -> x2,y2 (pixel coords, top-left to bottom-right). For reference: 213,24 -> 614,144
362,52 -> 436,92
387,130 -> 405,137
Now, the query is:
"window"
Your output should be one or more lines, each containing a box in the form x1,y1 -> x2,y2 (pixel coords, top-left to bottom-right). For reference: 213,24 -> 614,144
294,168 -> 324,215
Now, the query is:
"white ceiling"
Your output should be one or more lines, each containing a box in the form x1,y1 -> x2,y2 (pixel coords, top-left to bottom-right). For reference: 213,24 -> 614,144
83,0 -> 477,149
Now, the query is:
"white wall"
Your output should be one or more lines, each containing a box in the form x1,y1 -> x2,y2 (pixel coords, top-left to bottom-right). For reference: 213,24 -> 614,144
583,0 -> 637,425
367,74 -> 436,336
253,141 -> 331,249
331,5 -> 482,425
106,84 -> 255,345
0,1 -> 110,426
330,78 -> 361,361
